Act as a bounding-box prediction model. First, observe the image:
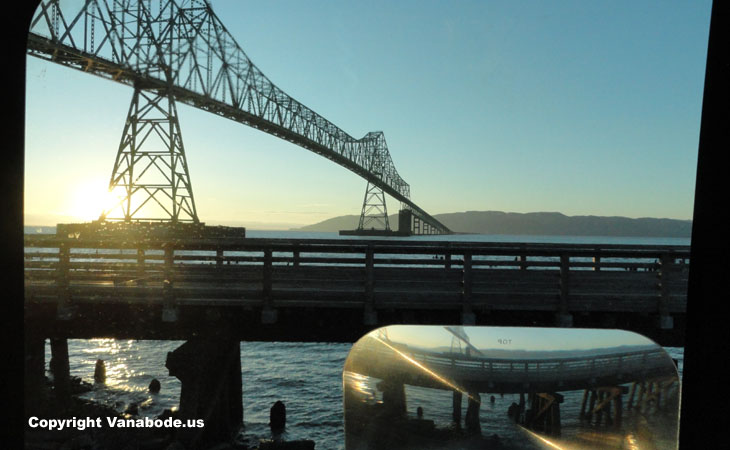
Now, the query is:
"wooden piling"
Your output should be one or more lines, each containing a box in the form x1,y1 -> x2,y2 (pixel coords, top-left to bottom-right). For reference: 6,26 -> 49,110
587,389 -> 597,421
579,389 -> 589,419
465,391 -> 481,434
551,398 -> 561,436
50,338 -> 70,403
628,382 -> 638,409
452,390 -> 462,425
613,394 -> 622,428
595,391 -> 605,425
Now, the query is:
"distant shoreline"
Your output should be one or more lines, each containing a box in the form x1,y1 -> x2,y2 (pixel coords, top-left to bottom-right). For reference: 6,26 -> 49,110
24,210 -> 692,239
291,210 -> 692,238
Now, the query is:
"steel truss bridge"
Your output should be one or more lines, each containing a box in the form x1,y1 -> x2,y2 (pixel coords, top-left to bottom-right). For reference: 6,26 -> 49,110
27,0 -> 450,234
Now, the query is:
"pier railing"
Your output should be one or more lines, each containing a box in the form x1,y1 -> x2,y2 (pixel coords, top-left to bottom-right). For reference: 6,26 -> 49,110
24,235 -> 689,319
347,337 -> 675,392
410,348 -> 672,383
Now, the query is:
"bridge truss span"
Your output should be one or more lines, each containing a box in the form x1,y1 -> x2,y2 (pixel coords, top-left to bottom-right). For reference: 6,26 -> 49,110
27,0 -> 450,233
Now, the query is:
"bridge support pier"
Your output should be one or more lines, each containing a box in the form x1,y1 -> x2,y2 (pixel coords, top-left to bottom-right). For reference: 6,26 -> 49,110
398,209 -> 413,235
49,338 -> 71,404
166,338 -> 243,447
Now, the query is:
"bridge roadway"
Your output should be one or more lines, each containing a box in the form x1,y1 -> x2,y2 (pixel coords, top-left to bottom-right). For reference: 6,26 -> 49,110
344,336 -> 676,394
24,234 -> 689,345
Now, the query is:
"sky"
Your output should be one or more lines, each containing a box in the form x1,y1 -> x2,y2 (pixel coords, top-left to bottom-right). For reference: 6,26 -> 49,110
24,0 -> 712,228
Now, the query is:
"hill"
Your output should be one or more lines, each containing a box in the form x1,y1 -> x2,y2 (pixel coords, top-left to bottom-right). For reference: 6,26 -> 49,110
292,211 -> 692,237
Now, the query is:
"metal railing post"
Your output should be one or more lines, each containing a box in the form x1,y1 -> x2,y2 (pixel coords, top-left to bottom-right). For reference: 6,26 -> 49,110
557,253 -> 573,326
162,244 -> 177,322
461,251 -> 475,324
261,247 -> 277,324
657,253 -> 674,329
137,246 -> 146,286
592,247 -> 601,271
56,242 -> 73,319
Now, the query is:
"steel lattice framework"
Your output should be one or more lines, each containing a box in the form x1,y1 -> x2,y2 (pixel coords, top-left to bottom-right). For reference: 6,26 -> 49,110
27,0 -> 451,233
104,87 -> 198,222
358,182 -> 390,231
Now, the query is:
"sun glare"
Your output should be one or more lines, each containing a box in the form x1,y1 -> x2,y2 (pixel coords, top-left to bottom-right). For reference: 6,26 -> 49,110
68,178 -> 119,222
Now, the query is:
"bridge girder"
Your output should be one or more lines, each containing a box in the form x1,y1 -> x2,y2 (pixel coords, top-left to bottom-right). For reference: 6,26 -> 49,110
27,0 -> 450,233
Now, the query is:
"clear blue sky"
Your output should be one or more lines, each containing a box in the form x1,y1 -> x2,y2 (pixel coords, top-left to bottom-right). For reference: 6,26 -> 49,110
24,0 -> 712,228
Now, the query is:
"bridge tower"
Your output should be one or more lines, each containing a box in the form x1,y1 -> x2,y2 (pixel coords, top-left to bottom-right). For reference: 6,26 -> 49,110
100,85 -> 199,223
358,181 -> 390,231
357,141 -> 391,232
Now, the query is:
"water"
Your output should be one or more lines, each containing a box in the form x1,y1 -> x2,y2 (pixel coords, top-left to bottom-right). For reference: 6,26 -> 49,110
46,340 -> 350,448
45,340 -> 683,449
33,230 -> 688,448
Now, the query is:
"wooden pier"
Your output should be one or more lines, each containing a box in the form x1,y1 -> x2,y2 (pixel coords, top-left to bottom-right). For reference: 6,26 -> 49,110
24,235 -> 689,344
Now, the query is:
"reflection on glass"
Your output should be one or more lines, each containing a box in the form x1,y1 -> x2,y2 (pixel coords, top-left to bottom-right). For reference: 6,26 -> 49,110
343,326 -> 679,449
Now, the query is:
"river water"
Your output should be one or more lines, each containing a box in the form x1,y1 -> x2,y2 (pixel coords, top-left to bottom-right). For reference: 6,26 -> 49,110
33,230 -> 688,449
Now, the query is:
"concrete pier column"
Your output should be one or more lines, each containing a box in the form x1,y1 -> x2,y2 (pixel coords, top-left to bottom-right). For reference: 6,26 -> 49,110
452,390 -> 463,425
49,338 -> 70,403
465,391 -> 481,434
24,331 -> 45,413
166,338 -> 243,447
398,209 -> 413,235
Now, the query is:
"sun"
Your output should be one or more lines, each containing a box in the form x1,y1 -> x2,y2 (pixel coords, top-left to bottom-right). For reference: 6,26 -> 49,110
67,177 -> 120,222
